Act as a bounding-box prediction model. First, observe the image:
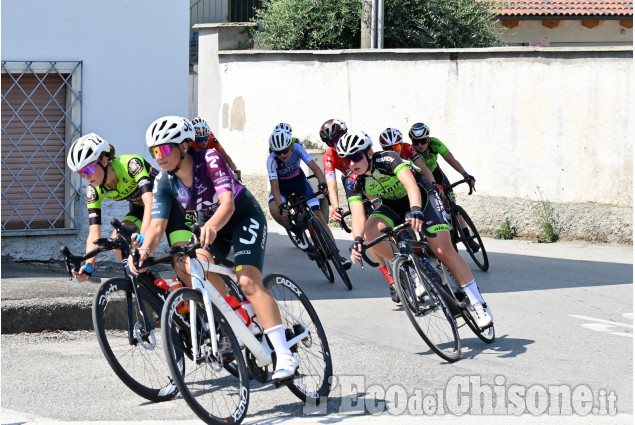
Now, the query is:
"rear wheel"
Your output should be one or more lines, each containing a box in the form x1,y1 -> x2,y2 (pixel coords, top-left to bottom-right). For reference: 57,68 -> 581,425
92,278 -> 178,402
265,274 -> 333,404
392,257 -> 461,362
162,288 -> 249,425
454,206 -> 489,272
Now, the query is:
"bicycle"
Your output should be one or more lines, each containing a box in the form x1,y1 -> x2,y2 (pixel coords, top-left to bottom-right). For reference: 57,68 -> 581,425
283,190 -> 353,290
61,218 -> 180,402
361,222 -> 495,362
441,178 -> 489,272
141,225 -> 332,425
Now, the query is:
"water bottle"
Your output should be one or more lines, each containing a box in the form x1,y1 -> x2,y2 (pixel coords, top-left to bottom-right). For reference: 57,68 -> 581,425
155,278 -> 189,314
224,296 -> 262,335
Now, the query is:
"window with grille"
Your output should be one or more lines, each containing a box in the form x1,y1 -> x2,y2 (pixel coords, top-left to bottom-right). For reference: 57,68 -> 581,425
1,61 -> 83,235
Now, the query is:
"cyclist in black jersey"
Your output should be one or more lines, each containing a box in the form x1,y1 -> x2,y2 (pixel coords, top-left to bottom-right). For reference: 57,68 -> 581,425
337,130 -> 493,329
66,133 -> 176,281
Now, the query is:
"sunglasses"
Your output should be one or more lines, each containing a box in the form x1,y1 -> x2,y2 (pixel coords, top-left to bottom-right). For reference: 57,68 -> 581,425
344,152 -> 365,164
274,146 -> 292,156
412,138 -> 430,146
149,143 -> 176,159
78,161 -> 99,178
385,143 -> 402,152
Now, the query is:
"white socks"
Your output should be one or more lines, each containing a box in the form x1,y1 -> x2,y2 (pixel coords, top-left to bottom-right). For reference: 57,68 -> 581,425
461,280 -> 485,305
264,324 -> 292,357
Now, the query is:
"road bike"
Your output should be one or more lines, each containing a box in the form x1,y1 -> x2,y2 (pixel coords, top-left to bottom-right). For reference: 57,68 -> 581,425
441,178 -> 489,271
283,190 -> 353,290
141,226 -> 332,424
361,222 -> 495,362
61,218 -> 179,402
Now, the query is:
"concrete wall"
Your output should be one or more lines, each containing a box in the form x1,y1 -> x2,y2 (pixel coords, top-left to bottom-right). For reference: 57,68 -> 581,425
1,0 -> 190,262
197,24 -> 632,244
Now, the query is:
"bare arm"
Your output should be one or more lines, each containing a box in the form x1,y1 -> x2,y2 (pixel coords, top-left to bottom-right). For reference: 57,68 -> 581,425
413,156 -> 435,183
138,191 -> 153,236
307,160 -> 326,185
199,190 -> 235,247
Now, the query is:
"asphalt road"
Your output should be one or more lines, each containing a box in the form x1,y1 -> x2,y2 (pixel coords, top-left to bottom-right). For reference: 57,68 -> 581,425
1,224 -> 633,424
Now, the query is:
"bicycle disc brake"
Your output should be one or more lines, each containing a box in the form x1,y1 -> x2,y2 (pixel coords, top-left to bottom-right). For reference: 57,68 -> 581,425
134,322 -> 157,350
245,348 -> 268,383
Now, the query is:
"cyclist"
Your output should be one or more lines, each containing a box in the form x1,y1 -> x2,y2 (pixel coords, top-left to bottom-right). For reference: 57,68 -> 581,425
191,116 -> 241,181
378,127 -> 436,183
408,122 -> 480,252
66,133 -> 185,282
320,118 -> 397,295
134,116 -> 298,380
337,130 -> 493,328
267,129 -> 337,251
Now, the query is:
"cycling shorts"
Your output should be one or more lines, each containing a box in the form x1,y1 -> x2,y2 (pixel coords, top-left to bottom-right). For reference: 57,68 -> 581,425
269,177 -> 320,211
370,189 -> 449,235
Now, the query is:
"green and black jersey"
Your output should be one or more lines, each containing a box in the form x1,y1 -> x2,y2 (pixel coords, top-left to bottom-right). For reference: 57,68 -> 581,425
86,154 -> 157,225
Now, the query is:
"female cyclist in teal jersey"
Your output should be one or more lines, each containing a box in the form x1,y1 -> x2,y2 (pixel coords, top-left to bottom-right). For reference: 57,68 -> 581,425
133,116 -> 298,380
67,133 -> 160,281
338,130 -> 493,329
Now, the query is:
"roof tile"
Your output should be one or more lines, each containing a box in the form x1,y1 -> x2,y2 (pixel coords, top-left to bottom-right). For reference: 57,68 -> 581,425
484,0 -> 633,17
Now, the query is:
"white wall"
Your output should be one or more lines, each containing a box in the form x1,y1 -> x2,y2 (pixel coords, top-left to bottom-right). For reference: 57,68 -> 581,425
1,0 -> 191,158
195,33 -> 632,209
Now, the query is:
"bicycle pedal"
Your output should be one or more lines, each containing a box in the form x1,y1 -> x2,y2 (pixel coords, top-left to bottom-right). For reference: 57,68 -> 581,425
272,370 -> 299,387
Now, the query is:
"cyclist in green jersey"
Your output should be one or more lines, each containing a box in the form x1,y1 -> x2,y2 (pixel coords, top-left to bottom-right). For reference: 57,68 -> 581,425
67,133 -> 187,282
338,130 -> 492,328
408,123 -> 480,252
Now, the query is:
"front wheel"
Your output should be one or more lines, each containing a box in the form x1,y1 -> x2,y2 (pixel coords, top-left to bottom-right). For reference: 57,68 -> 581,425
307,223 -> 335,283
311,217 -> 352,290
454,206 -> 489,272
92,278 -> 177,402
265,274 -> 333,404
162,288 -> 249,425
392,256 -> 461,362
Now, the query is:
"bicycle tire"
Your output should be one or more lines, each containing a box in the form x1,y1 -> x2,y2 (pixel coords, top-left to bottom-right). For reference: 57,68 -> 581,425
307,223 -> 335,282
433,260 -> 495,344
92,277 -> 178,402
392,257 -> 461,362
265,273 -> 333,404
162,288 -> 249,425
453,206 -> 489,272
310,217 -> 353,290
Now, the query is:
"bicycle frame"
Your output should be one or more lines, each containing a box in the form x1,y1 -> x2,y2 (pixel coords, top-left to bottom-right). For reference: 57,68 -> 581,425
176,257 -> 310,369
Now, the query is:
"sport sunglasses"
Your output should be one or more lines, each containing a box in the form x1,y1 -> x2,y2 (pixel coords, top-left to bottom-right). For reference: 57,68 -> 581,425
412,137 -> 431,146
78,161 -> 99,178
344,151 -> 365,163
149,143 -> 177,159
274,146 -> 292,156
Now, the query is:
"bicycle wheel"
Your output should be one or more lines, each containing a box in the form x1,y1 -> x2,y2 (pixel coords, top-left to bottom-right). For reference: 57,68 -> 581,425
311,217 -> 352,290
265,274 -> 333,404
454,206 -> 489,272
92,278 -> 178,402
162,288 -> 249,425
433,260 -> 495,344
307,223 -> 335,283
392,257 -> 461,362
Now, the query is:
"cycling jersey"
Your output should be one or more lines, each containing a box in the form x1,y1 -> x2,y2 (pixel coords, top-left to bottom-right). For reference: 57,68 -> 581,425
343,151 -> 447,232
322,146 -> 350,182
192,134 -> 226,154
86,154 -> 157,225
152,148 -> 244,219
267,143 -> 319,210
418,137 -> 449,173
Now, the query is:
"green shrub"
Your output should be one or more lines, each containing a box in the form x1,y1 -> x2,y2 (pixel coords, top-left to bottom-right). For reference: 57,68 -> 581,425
535,187 -> 560,243
495,217 -> 517,240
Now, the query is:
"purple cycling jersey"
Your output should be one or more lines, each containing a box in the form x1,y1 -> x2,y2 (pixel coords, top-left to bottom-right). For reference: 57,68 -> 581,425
152,148 -> 244,219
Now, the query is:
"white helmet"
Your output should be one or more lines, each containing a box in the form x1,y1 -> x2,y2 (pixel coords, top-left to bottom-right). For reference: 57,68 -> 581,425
146,116 -> 195,148
191,116 -> 210,138
408,123 -> 431,140
378,128 -> 403,148
336,130 -> 373,158
67,133 -> 111,172
273,122 -> 292,134
269,129 -> 293,152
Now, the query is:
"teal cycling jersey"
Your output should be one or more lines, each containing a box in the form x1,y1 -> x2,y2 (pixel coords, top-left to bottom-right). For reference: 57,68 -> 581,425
419,137 -> 449,173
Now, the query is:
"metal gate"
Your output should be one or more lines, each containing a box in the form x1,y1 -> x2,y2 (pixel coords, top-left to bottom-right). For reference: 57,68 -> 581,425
1,61 -> 83,235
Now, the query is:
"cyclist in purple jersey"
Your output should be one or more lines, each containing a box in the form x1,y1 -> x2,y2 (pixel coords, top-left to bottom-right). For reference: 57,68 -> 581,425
133,116 -> 299,380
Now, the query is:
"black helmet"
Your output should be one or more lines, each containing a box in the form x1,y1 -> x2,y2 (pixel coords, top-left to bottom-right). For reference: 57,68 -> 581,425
319,119 -> 348,144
